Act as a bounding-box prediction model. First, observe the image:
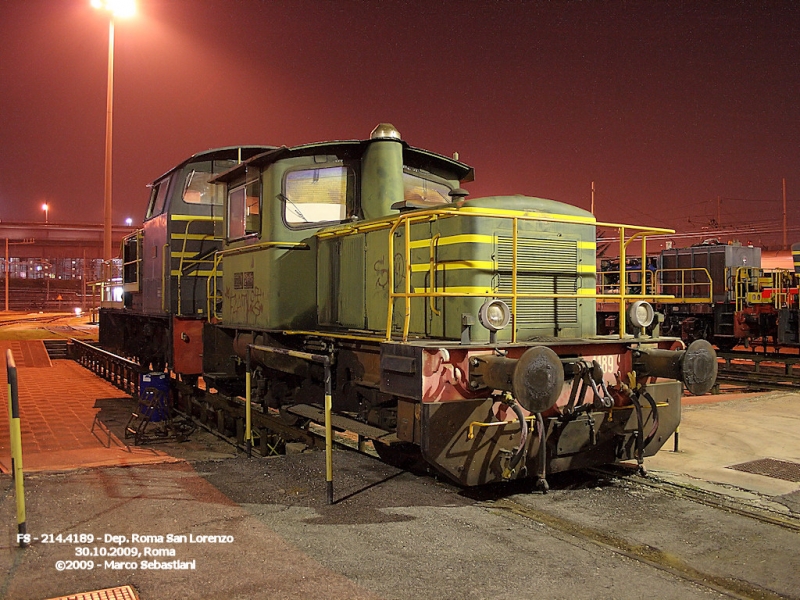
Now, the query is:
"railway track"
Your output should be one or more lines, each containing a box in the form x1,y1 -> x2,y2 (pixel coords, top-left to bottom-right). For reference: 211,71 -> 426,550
716,349 -> 800,390
481,465 -> 800,600
592,466 -> 800,532
0,314 -> 72,328
488,493 -> 788,600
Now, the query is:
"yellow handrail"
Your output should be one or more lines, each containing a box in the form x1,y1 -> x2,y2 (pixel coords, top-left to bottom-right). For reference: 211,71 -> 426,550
428,234 -> 441,316
209,205 -> 674,341
175,218 -> 222,317
597,267 -> 713,304
204,240 -> 311,322
468,414 -> 537,440
379,206 -> 673,342
734,266 -> 793,311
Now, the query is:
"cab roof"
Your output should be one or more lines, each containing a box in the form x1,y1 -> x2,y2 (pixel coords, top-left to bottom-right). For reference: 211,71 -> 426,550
148,146 -> 277,186
210,139 -> 475,185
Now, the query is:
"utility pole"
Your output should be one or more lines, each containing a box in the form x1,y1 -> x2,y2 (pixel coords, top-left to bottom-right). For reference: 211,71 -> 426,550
591,181 -> 595,215
783,178 -> 787,250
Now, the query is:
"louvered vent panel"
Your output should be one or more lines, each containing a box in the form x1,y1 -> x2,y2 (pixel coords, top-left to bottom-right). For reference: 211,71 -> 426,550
497,237 -> 577,271
497,237 -> 579,325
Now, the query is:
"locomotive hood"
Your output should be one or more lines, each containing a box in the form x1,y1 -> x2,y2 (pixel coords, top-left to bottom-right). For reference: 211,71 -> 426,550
456,195 -> 596,223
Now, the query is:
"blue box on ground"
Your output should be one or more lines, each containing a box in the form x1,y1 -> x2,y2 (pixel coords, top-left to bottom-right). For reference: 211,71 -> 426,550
139,372 -> 171,422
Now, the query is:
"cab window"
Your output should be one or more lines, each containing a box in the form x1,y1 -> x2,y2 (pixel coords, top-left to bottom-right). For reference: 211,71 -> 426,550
182,159 -> 238,205
145,179 -> 170,219
283,166 -> 351,226
227,177 -> 261,239
402,171 -> 452,207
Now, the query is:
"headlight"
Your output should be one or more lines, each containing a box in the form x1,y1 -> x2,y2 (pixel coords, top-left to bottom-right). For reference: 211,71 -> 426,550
629,300 -> 655,328
479,299 -> 511,332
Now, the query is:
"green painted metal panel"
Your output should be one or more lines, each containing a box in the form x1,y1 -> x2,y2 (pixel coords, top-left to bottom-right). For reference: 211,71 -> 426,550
338,234 -> 366,328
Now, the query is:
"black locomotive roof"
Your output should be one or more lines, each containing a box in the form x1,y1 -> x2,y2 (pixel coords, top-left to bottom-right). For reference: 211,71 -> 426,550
210,139 -> 475,184
148,145 -> 277,186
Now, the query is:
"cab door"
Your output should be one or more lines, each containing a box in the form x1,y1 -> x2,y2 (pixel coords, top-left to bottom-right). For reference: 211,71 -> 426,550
141,177 -> 171,315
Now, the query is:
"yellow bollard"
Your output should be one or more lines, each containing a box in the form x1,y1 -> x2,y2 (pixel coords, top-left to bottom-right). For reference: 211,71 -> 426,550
324,362 -> 333,505
6,350 -> 28,547
245,347 -> 252,458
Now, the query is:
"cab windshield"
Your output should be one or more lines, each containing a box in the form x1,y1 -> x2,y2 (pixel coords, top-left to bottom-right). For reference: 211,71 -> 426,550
402,171 -> 452,207
182,160 -> 239,205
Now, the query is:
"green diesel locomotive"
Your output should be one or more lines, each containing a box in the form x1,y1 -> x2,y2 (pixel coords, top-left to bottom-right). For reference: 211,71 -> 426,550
101,124 -> 717,488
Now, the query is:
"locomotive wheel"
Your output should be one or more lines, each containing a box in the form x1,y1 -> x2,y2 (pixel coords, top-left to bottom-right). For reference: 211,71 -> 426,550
372,440 -> 428,474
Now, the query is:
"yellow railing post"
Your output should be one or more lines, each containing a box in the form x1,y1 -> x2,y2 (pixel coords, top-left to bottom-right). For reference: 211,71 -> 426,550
247,344 -> 334,504
245,345 -> 252,458
512,217 -> 518,343
403,217 -> 412,341
6,350 -> 28,548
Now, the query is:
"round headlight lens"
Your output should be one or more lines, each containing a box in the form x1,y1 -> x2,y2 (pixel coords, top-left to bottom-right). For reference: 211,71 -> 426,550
629,300 -> 655,328
486,304 -> 505,327
479,300 -> 511,332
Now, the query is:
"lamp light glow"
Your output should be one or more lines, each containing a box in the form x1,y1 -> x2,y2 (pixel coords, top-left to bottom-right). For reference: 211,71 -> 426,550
91,0 -> 136,18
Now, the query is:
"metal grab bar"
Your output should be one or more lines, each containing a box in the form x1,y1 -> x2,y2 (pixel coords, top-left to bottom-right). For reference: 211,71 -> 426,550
382,207 -> 673,342
204,241 -> 311,322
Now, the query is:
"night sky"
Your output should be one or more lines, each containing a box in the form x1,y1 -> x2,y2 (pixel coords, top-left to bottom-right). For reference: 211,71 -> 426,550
1,0 -> 798,247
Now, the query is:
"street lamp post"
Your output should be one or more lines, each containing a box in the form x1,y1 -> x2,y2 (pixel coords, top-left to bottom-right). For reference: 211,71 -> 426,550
42,203 -> 49,224
91,0 -> 135,292
102,14 -> 113,283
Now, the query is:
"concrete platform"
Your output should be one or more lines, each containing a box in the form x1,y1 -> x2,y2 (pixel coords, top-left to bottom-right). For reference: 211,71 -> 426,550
0,342 -> 182,474
647,390 -> 800,509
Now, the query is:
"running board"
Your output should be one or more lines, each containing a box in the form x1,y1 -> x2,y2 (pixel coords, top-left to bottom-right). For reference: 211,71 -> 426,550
285,404 -> 399,445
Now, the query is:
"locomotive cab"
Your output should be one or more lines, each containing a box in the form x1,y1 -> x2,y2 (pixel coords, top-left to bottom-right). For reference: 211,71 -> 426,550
100,146 -> 274,371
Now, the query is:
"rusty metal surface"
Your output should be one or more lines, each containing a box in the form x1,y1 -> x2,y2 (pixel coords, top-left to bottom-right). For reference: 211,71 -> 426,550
727,458 -> 800,483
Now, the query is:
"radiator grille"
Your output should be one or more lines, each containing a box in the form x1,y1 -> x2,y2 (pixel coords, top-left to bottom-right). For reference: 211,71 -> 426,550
497,237 -> 578,271
497,237 -> 579,325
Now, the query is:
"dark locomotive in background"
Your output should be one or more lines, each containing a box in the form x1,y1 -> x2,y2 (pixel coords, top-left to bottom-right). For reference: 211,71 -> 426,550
597,241 -> 800,351
100,125 -> 718,488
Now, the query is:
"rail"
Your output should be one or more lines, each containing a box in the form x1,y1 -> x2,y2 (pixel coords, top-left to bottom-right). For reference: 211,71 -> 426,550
656,267 -> 714,303
597,268 -> 656,296
69,338 -> 141,397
